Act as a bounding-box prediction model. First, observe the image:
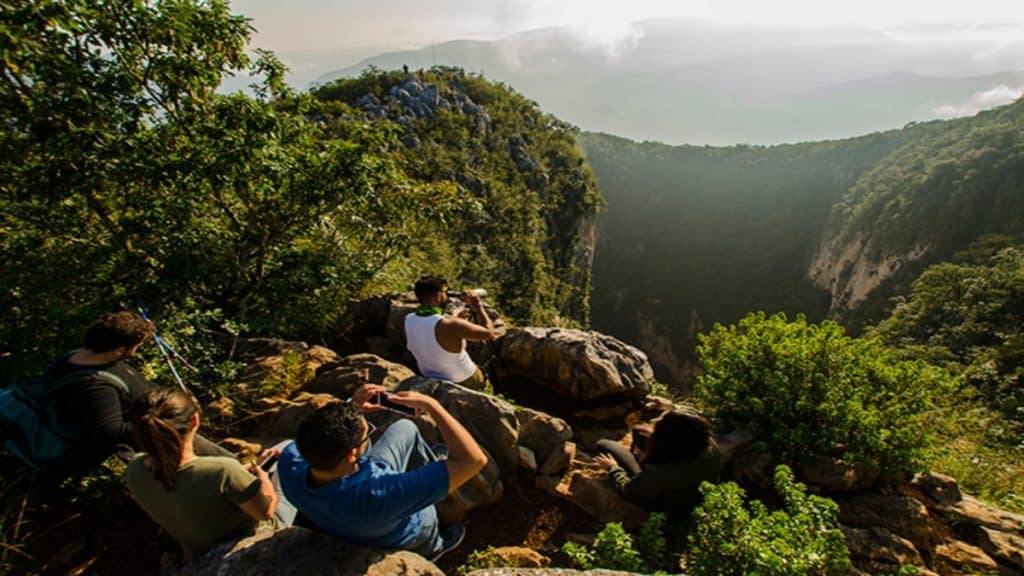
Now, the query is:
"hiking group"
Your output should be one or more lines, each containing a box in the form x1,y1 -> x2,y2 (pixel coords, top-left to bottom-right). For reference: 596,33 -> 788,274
0,275 -> 719,566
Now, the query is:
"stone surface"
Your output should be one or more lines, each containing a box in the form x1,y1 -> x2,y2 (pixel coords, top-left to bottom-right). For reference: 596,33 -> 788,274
539,442 -> 575,476
911,471 -> 962,506
516,408 -> 573,466
463,546 -> 550,570
837,494 -> 934,553
436,453 -> 504,524
464,565 -> 638,569
519,446 -> 538,470
536,456 -> 648,529
975,526 -> 1024,569
800,456 -> 879,492
398,377 -> 520,474
235,345 -> 341,399
841,525 -> 925,574
231,338 -> 308,361
219,438 -> 262,461
302,353 -> 415,399
176,526 -> 442,576
498,327 -> 654,401
248,393 -> 339,444
933,541 -> 999,573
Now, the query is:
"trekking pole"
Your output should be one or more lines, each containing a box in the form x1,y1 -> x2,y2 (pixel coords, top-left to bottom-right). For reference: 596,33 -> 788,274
133,302 -> 192,394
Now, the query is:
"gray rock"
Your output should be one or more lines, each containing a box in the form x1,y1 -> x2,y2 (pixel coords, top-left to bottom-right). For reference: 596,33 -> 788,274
177,526 -> 442,576
516,408 -> 573,465
498,327 -> 654,401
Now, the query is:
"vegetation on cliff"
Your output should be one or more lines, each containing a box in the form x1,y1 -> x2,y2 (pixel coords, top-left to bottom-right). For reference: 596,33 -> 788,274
0,1 -> 600,382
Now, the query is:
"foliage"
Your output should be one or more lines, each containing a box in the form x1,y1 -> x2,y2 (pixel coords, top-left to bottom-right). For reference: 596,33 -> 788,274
562,513 -> 673,574
873,238 -> 1024,429
684,465 -> 851,576
1,3 -> 600,382
313,66 -> 602,327
696,312 -> 950,476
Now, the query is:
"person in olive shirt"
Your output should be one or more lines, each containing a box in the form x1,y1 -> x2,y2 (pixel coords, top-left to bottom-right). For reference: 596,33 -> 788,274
594,411 -> 721,518
126,388 -> 280,560
45,311 -> 228,476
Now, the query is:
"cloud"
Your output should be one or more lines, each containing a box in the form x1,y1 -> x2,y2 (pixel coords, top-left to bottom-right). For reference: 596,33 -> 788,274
933,84 -> 1024,118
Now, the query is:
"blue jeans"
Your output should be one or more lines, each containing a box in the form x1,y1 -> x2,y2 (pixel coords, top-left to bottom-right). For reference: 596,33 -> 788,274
366,419 -> 444,556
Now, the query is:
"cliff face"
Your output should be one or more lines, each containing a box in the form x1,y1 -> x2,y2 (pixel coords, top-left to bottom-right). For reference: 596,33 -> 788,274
808,98 -> 1024,323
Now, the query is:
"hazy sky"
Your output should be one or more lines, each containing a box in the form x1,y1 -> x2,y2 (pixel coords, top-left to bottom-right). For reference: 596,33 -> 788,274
232,0 -> 1024,54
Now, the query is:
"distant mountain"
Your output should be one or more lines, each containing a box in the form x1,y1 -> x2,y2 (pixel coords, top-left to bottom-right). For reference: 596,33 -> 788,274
316,19 -> 1024,145
580,97 -> 1024,388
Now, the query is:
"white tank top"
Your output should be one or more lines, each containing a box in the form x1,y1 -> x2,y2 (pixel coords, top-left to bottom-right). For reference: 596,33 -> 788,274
404,313 -> 478,383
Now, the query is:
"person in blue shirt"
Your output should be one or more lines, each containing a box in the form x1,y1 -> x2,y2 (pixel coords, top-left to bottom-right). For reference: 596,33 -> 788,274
277,384 -> 487,561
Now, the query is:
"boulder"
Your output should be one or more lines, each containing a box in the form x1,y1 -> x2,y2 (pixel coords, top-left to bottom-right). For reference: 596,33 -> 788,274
176,525 -> 442,576
235,346 -> 341,399
462,546 -> 550,570
219,438 -> 262,461
519,446 -> 538,470
539,442 -> 575,476
933,541 -> 999,573
302,353 -> 415,399
910,471 -> 962,506
464,565 -> 638,569
398,377 -> 520,474
516,408 -> 573,465
498,328 -> 654,401
536,456 -> 648,529
975,526 -> 1024,570
231,338 -> 308,361
248,393 -> 340,444
841,525 -> 927,574
434,449 -> 504,524
836,494 -> 934,553
800,456 -> 879,492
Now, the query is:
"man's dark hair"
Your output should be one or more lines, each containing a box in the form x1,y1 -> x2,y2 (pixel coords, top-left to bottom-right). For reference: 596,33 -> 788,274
646,411 -> 712,465
82,311 -> 155,353
413,275 -> 447,303
295,402 -> 366,471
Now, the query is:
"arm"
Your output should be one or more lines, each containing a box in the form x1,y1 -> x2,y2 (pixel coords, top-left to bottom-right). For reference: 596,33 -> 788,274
74,379 -> 134,446
461,290 -> 496,341
389,391 -> 488,493
237,460 -> 278,521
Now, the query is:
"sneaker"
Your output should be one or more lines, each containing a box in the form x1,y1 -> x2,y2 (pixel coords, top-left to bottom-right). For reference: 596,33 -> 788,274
430,523 -> 466,562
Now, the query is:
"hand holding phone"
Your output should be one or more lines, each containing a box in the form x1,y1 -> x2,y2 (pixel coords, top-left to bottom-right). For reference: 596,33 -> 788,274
373,393 -> 417,416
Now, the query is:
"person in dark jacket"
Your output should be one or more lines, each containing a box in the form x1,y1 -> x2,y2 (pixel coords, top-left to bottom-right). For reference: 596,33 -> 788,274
594,410 -> 721,518
46,311 -> 228,476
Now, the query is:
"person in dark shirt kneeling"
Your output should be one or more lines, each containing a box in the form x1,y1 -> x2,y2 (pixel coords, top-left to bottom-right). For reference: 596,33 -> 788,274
594,410 -> 721,518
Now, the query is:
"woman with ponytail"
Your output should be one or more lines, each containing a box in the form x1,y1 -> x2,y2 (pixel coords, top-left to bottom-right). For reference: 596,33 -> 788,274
126,388 -> 279,560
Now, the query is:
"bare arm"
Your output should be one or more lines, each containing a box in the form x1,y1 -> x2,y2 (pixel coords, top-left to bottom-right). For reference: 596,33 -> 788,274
238,462 -> 278,521
389,391 -> 488,493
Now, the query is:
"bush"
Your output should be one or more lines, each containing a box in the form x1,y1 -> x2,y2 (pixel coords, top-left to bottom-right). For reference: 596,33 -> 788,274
685,465 -> 850,576
562,514 -> 674,574
696,312 -> 950,476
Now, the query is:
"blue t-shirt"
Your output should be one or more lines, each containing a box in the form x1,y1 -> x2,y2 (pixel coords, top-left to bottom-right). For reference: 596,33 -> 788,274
278,441 -> 449,550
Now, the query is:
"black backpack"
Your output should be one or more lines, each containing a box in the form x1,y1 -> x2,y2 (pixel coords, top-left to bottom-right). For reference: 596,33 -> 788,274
0,369 -> 128,469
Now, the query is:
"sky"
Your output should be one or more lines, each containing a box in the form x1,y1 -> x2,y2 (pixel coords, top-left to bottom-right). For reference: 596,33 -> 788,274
231,0 -> 1024,54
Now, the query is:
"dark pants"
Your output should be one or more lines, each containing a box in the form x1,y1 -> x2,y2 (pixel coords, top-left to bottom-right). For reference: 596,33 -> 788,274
595,438 -> 642,476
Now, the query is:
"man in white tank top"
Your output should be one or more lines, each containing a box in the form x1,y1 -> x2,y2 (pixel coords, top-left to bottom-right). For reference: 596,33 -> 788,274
405,276 -> 496,391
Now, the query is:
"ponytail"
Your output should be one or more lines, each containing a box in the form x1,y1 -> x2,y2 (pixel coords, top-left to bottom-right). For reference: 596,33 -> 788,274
129,388 -> 198,491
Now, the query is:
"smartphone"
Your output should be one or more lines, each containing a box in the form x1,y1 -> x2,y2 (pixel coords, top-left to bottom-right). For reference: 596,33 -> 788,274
260,453 -> 279,471
374,393 -> 417,416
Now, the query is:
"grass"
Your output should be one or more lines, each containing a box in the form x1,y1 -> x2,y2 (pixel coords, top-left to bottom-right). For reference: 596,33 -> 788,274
922,402 -> 1024,514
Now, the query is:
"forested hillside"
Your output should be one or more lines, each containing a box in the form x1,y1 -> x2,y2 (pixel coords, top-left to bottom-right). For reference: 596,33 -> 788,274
581,99 -> 1024,387
0,1 -> 599,380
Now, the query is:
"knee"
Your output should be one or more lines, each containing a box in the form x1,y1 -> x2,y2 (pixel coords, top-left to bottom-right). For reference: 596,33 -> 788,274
387,418 -> 421,438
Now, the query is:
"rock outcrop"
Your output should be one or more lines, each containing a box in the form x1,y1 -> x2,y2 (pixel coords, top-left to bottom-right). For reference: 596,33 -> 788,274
176,526 -> 442,576
498,328 -> 654,401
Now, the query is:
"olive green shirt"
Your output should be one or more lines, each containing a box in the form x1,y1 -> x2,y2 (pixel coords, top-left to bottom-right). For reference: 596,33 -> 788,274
127,455 -> 268,558
608,441 -> 722,517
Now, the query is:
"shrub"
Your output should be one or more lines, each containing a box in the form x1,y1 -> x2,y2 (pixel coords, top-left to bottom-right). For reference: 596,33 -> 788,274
562,514 -> 674,574
685,465 -> 850,576
696,312 -> 950,476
